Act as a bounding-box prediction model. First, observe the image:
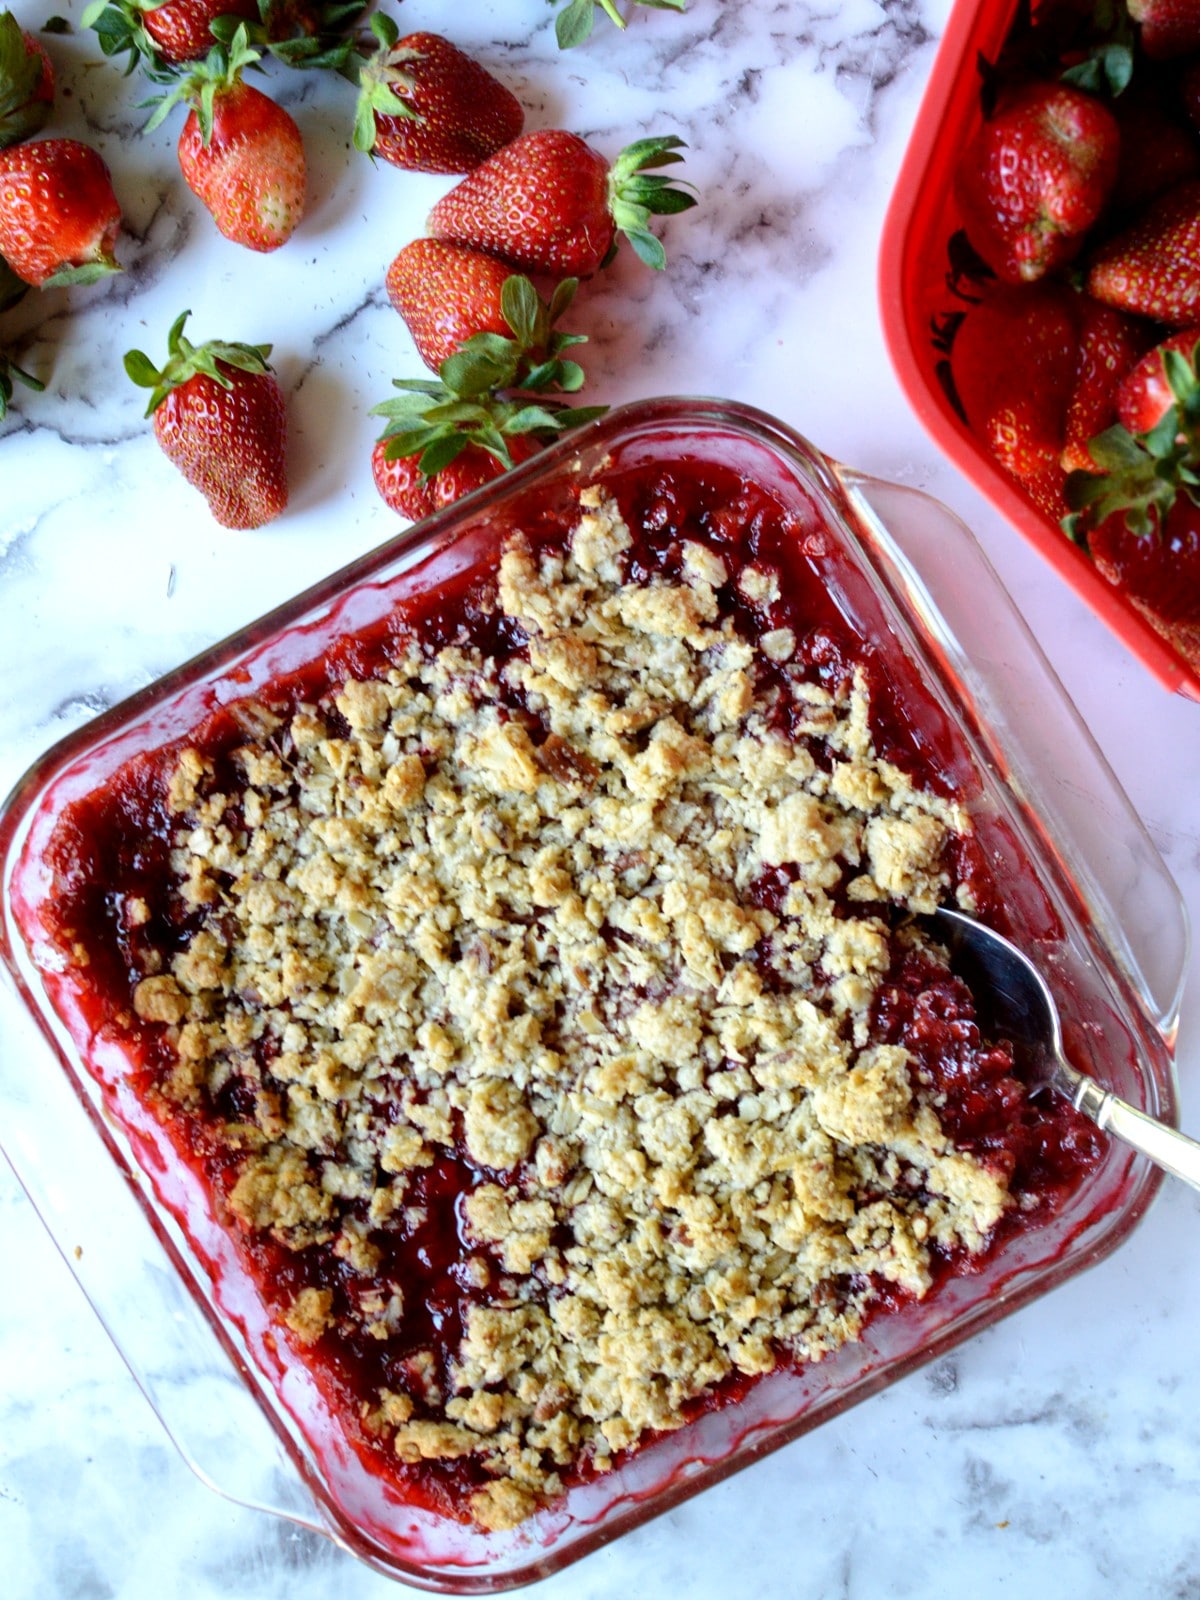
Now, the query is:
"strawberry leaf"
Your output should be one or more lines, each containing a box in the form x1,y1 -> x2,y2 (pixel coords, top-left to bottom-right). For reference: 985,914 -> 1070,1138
0,13 -> 52,147
607,135 -> 696,268
555,0 -> 597,49
126,310 -> 273,416
551,0 -> 686,48
0,347 -> 43,420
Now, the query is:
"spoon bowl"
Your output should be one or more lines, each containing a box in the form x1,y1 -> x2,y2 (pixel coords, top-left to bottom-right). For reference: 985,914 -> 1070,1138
932,906 -> 1200,1193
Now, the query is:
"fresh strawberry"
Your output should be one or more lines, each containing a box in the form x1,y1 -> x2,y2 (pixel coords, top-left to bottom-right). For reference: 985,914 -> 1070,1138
148,29 -> 306,252
386,241 -> 591,392
552,0 -> 687,51
1109,80 -> 1200,215
949,283 -> 1080,517
82,0 -> 258,74
427,129 -> 696,275
371,314 -> 606,520
954,80 -> 1119,283
0,13 -> 54,149
1064,323 -> 1200,672
1088,499 -> 1200,671
353,21 -> 523,174
1061,301 -> 1154,472
125,310 -> 288,529
0,138 -> 122,286
1086,179 -> 1200,325
372,432 -> 538,520
1115,328 -> 1200,433
1127,0 -> 1200,59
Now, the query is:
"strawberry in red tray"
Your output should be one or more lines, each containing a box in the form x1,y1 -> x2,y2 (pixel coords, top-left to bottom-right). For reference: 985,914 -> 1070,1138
386,239 -> 591,387
0,138 -> 123,285
0,11 -> 53,148
427,128 -> 696,275
1087,180 -> 1200,325
1060,301 -> 1154,471
954,80 -> 1120,283
1127,0 -> 1200,59
1064,331 -> 1200,670
949,283 -> 1080,517
125,310 -> 288,529
147,27 -> 305,251
354,20 -> 522,173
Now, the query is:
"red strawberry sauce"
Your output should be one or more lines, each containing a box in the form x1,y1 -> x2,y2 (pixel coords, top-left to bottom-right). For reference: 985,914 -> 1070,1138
35,458 -> 1102,1520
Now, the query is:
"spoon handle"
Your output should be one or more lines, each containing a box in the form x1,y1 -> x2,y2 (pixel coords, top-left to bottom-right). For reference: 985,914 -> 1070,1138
1069,1075 -> 1200,1193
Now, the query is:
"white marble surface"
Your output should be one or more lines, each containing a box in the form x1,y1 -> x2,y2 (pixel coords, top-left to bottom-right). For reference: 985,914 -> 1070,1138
2,0 -> 1200,1596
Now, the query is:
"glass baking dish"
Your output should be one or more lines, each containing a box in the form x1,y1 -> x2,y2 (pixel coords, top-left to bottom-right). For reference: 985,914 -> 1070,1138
0,396 -> 1187,1591
878,0 -> 1200,703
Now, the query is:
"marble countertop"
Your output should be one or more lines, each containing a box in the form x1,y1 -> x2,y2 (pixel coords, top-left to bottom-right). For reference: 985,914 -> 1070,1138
3,0 -> 1199,1595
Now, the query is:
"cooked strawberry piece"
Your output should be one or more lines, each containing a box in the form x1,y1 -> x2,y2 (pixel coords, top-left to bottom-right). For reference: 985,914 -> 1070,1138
954,80 -> 1120,284
0,138 -> 122,286
125,310 -> 289,529
355,25 -> 523,174
1086,180 -> 1200,325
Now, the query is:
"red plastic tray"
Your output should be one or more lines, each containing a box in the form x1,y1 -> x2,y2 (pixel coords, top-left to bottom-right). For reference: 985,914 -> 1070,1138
878,0 -> 1200,702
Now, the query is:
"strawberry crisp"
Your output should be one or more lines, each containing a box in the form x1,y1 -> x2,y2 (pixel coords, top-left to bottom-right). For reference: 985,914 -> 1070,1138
38,460 -> 1101,1532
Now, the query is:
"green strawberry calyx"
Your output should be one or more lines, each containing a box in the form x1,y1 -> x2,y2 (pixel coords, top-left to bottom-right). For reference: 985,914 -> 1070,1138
552,0 -> 687,52
125,308 -> 273,417
352,12 -> 425,156
0,13 -> 52,147
1064,339 -> 1200,546
606,134 -> 697,270
371,275 -> 606,479
441,274 -> 592,397
141,23 -> 260,140
0,345 -> 43,421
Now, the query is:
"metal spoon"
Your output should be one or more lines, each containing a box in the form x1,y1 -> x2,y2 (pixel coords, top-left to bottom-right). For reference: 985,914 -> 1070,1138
931,906 -> 1200,1193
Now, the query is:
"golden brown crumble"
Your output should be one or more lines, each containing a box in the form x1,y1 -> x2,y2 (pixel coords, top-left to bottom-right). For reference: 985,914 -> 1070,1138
135,488 -> 1007,1532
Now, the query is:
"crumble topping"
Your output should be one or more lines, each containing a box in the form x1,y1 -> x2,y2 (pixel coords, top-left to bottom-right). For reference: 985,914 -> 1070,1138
122,486 -> 1010,1531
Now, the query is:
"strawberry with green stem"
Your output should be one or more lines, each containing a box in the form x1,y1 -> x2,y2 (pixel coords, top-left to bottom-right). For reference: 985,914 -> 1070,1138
954,79 -> 1120,284
352,19 -> 522,173
386,239 -> 590,381
371,286 -> 606,519
0,138 -> 123,286
551,0 -> 686,52
1086,179 -> 1200,325
82,0 -> 259,77
427,128 -> 696,275
146,26 -> 306,252
0,11 -> 54,148
125,309 -> 288,529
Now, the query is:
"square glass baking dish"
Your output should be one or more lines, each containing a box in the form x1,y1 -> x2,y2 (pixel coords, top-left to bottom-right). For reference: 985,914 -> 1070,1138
878,0 -> 1200,703
0,396 -> 1188,1591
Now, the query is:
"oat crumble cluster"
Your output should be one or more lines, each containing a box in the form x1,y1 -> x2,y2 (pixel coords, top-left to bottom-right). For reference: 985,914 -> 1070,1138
128,486 -> 1010,1532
